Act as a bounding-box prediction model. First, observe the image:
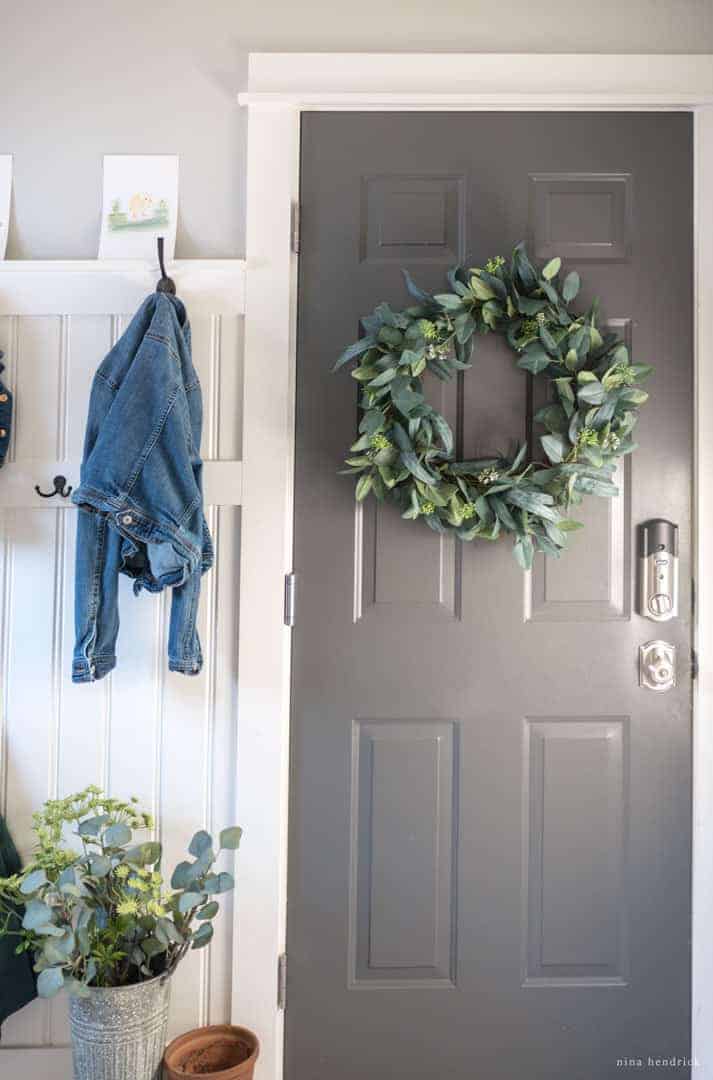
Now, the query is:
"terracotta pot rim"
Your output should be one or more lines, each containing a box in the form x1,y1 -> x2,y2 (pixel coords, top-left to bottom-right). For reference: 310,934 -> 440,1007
163,1023 -> 260,1079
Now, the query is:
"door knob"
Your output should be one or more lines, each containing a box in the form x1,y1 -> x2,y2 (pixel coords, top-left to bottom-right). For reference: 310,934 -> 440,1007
639,640 -> 676,692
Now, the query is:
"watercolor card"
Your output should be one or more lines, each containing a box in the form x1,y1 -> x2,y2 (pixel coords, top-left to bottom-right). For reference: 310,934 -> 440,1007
98,154 -> 179,260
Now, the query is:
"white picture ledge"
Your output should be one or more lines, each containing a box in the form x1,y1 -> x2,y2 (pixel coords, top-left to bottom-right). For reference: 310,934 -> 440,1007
0,259 -> 246,316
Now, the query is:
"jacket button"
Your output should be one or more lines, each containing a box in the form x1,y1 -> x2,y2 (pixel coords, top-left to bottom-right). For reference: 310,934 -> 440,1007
0,394 -> 7,403
121,514 -> 133,525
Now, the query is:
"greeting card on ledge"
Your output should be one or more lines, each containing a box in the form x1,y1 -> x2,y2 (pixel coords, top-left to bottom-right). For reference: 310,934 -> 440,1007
98,155 -> 178,260
0,157 -> 12,259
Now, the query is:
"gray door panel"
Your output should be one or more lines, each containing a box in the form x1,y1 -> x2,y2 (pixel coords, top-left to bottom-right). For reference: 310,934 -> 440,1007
289,112 -> 693,1079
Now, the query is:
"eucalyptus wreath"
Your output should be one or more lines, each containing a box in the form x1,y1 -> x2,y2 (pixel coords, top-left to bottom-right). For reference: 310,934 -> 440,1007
334,243 -> 652,570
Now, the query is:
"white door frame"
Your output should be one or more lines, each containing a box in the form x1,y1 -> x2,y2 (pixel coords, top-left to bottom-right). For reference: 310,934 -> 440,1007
235,54 -> 713,1080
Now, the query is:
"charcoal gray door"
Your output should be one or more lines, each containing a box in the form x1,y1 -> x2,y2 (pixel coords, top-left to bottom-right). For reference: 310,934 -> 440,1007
288,113 -> 693,1080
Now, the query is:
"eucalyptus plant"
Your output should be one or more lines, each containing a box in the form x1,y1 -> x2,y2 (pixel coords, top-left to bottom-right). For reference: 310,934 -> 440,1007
0,786 -> 241,997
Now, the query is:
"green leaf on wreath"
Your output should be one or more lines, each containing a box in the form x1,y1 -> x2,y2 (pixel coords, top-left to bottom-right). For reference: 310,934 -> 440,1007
541,434 -> 567,464
513,535 -> 535,571
368,368 -> 397,388
517,344 -> 550,375
542,257 -> 561,281
434,293 -> 465,310
577,381 -> 606,405
355,474 -> 373,501
333,336 -> 376,371
539,325 -> 560,355
468,275 -> 496,301
562,271 -> 580,302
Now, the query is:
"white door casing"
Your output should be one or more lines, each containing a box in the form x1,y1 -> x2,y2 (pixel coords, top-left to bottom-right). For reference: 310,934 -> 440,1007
0,259 -> 244,1079
237,53 -> 713,1080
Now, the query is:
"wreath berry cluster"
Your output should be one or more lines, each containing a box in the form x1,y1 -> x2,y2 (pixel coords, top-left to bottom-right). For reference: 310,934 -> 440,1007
334,243 -> 652,570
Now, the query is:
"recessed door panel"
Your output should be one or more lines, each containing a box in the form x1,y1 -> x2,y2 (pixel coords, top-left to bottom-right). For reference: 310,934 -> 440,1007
350,720 -> 457,986
360,174 -> 466,264
523,717 -> 629,986
530,173 -> 633,261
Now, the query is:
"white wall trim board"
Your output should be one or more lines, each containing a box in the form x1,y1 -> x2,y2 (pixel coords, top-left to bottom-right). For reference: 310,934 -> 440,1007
0,460 -> 241,509
238,53 -> 713,1080
0,259 -> 246,316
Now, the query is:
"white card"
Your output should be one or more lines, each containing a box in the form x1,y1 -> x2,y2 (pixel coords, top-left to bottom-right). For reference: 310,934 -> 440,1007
98,154 -> 179,260
0,156 -> 12,260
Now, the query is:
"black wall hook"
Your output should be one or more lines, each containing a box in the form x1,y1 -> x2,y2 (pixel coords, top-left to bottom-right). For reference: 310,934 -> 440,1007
35,475 -> 72,499
156,237 -> 176,296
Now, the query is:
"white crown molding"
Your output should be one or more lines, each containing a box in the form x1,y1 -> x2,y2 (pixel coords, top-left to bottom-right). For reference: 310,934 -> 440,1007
240,52 -> 713,107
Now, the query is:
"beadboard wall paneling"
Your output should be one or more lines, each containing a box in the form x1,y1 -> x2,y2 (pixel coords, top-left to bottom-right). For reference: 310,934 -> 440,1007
0,272 -> 243,1056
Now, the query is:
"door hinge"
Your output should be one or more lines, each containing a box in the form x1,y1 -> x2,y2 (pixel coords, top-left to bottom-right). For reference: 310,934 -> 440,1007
284,572 -> 297,627
692,646 -> 699,680
277,952 -> 287,1010
291,203 -> 301,255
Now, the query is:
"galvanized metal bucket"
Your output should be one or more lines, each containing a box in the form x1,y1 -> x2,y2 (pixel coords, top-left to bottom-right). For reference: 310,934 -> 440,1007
69,974 -> 171,1080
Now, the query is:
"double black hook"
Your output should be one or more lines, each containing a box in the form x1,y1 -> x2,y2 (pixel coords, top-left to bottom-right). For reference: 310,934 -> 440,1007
35,475 -> 72,499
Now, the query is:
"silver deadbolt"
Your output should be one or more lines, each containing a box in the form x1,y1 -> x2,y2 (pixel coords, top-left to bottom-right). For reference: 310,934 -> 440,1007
639,640 -> 676,692
638,519 -> 678,622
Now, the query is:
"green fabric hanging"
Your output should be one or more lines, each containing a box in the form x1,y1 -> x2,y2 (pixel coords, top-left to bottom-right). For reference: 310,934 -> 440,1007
0,816 -> 37,1028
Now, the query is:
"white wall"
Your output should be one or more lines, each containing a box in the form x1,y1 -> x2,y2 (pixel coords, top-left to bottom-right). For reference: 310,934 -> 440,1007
1,0 -> 712,260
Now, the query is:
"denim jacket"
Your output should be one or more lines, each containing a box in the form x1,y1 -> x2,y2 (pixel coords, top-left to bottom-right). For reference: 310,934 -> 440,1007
72,293 -> 213,683
0,353 -> 12,467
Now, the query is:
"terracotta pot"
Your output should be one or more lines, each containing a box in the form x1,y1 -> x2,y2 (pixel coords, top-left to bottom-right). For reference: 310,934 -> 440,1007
163,1024 -> 259,1079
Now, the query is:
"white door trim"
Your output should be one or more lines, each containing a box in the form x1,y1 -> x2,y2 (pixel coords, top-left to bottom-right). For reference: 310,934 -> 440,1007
236,54 -> 713,1080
